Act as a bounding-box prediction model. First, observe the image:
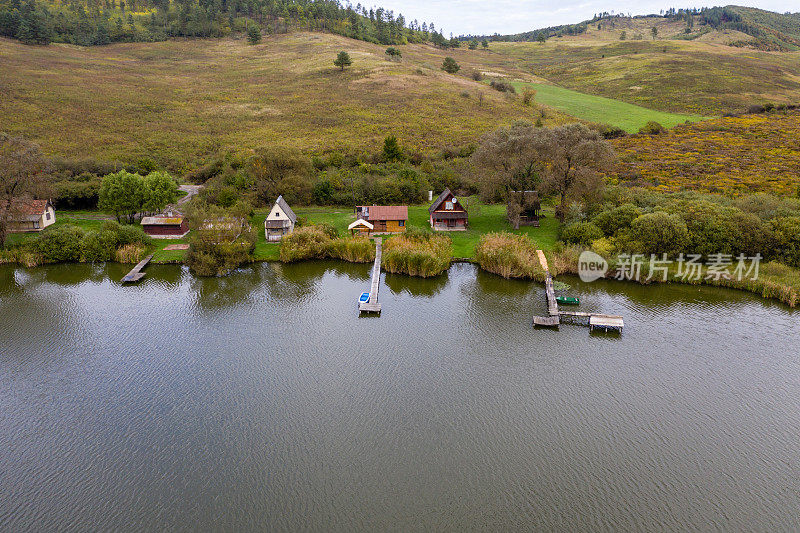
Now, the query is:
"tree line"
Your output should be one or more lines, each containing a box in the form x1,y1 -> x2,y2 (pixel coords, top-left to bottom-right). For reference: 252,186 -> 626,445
0,0 -> 447,46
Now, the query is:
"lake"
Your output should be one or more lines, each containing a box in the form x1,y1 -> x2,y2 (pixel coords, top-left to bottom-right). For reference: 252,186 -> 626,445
1,262 -> 798,531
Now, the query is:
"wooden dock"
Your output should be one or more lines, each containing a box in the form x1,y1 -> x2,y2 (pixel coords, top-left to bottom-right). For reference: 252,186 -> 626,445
121,254 -> 154,283
359,240 -> 382,314
532,250 -> 624,332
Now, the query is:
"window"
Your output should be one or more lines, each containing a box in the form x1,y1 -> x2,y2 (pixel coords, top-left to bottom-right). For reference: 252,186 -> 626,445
46,212 -> 51,220
445,201 -> 453,210
399,220 -> 405,227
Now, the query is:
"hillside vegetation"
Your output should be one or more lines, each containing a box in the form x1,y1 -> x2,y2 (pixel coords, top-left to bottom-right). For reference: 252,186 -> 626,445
0,32 -> 571,170
612,110 -> 800,195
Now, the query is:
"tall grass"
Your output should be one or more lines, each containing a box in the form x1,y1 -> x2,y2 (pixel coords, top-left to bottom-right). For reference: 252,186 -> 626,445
382,228 -> 451,277
474,232 -> 546,280
279,226 -> 375,263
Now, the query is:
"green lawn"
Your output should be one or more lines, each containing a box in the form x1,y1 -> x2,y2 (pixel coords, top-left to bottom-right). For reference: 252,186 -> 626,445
251,201 -> 561,262
513,82 -> 706,133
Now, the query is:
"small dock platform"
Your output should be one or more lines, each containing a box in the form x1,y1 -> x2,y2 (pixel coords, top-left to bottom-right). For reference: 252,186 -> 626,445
532,250 -> 624,332
121,254 -> 154,283
359,240 -> 382,314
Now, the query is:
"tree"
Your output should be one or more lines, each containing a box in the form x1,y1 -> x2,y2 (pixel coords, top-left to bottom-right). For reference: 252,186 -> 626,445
651,26 -> 658,39
98,171 -> 145,224
539,123 -> 615,222
441,56 -> 460,74
620,31 -> 627,40
334,50 -> 352,71
471,121 -> 547,202
0,133 -> 49,246
382,135 -> 404,162
247,24 -> 261,44
247,146 -> 312,206
631,212 -> 689,255
185,201 -> 255,276
142,171 -> 178,213
481,39 -> 489,49
385,46 -> 401,60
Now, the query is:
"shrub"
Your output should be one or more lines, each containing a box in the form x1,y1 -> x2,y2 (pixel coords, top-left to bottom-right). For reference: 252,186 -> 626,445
279,225 -> 374,264
36,225 -> 85,263
382,229 -> 451,277
522,87 -> 536,106
770,217 -> 800,267
630,212 -> 689,255
639,121 -> 665,135
474,232 -> 545,280
81,230 -> 118,262
247,24 -> 261,45
592,203 -> 641,236
489,80 -> 516,93
471,71 -> 484,81
560,222 -> 603,246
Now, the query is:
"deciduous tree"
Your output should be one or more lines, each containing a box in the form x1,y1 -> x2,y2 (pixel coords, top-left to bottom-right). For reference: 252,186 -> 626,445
0,132 -> 49,246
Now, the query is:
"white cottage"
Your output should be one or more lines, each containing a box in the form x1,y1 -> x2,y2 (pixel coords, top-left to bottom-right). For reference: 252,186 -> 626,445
7,199 -> 56,233
264,195 -> 297,241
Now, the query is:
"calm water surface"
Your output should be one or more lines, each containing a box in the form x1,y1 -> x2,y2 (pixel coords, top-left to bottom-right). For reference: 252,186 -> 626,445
1,262 -> 799,531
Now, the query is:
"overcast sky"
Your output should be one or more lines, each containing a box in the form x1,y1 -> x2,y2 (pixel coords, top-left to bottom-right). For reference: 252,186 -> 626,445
371,1 -> 798,36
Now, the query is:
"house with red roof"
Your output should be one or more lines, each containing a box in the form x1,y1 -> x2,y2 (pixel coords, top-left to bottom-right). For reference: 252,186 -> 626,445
354,205 -> 408,234
7,199 -> 55,233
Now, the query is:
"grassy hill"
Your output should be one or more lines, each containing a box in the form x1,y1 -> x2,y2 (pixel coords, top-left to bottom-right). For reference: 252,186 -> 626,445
0,33 -> 575,170
485,39 -> 800,115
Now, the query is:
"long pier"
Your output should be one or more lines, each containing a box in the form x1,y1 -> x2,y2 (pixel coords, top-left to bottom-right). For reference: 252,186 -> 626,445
532,250 -> 623,332
121,254 -> 154,283
359,239 -> 382,314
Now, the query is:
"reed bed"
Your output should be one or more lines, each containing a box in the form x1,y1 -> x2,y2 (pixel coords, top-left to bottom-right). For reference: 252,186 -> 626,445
474,232 -> 546,281
381,229 -> 451,278
115,244 -> 147,264
279,226 -> 375,264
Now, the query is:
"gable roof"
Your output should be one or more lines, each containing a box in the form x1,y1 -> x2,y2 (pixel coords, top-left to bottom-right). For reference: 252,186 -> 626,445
358,205 -> 408,221
429,188 -> 460,214
348,218 -> 374,230
8,199 -> 52,222
275,195 -> 297,223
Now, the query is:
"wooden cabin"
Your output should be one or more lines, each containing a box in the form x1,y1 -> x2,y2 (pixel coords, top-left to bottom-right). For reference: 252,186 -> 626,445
508,190 -> 541,228
354,205 -> 408,233
429,188 -> 468,231
140,213 -> 189,238
264,195 -> 297,241
7,199 -> 55,233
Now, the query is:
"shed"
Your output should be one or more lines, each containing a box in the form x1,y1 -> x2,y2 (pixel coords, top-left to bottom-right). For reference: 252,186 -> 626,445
265,195 -> 297,241
6,199 -> 55,233
429,188 -> 468,231
141,214 -> 189,238
508,190 -> 541,228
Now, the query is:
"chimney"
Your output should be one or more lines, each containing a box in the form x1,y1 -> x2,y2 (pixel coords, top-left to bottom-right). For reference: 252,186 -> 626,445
428,190 -> 433,201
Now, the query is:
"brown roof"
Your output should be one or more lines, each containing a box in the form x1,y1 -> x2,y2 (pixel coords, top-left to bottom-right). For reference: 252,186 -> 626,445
141,216 -> 184,226
359,205 -> 408,221
12,199 -> 51,216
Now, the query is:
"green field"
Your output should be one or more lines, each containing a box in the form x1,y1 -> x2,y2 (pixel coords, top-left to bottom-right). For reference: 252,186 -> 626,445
513,82 -> 705,132
251,202 -> 560,262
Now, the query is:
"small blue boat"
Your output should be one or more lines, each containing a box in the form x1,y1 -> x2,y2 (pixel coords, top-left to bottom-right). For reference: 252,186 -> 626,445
359,292 -> 370,303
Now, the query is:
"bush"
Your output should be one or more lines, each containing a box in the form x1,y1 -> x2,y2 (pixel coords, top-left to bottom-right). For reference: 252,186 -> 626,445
52,173 -> 102,209
522,87 -> 536,106
382,229 -> 451,277
81,230 -> 118,262
36,225 -> 85,263
560,222 -> 603,246
471,71 -> 484,81
474,232 -> 545,280
630,212 -> 689,255
279,225 -> 374,264
441,57 -> 460,74
639,121 -> 665,135
489,80 -> 516,93
591,203 -> 641,236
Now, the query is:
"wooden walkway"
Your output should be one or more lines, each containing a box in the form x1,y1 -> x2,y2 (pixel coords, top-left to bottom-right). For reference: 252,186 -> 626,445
121,254 -> 154,283
359,240 -> 382,314
532,250 -> 624,332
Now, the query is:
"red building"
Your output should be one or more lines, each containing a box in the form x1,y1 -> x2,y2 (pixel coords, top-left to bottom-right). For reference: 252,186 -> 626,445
429,189 -> 468,231
140,215 -> 189,238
